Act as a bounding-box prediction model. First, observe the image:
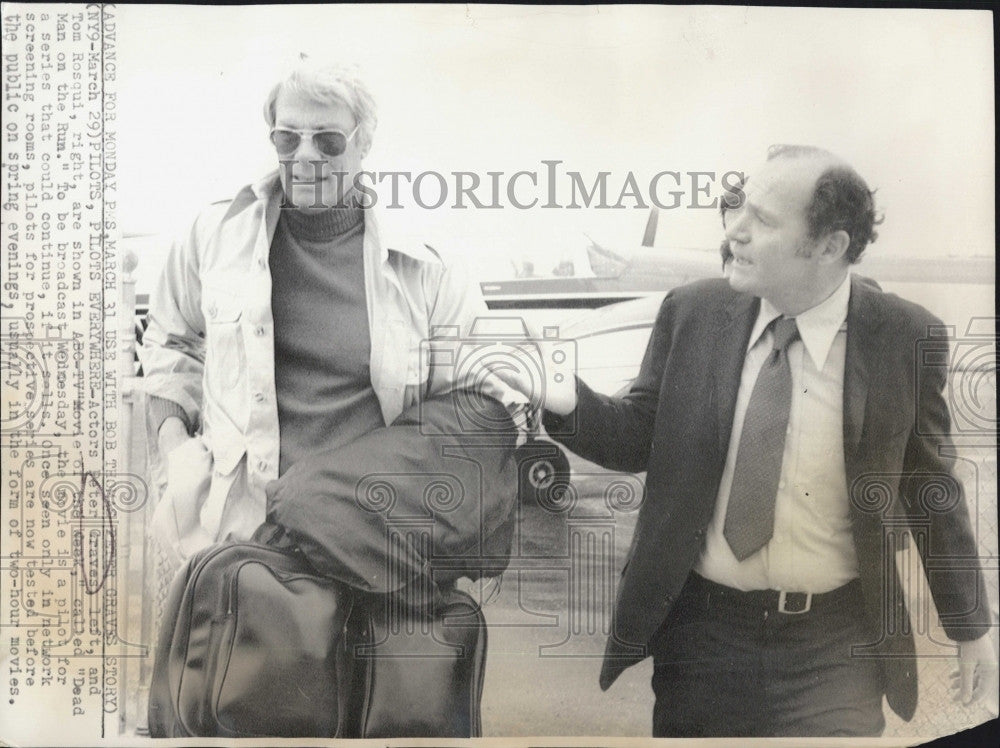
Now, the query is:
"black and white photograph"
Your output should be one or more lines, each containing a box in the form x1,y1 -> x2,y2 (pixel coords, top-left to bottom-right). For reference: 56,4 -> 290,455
1,4 -> 997,745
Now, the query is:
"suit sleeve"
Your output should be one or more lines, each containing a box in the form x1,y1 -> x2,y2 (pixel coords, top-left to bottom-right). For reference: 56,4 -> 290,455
900,326 -> 991,641
542,293 -> 675,473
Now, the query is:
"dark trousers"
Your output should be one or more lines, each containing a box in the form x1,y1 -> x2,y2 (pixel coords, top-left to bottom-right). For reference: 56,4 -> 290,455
650,573 -> 885,738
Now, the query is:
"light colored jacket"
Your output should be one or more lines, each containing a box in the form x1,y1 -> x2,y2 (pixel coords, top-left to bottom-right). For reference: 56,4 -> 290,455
140,171 -> 517,559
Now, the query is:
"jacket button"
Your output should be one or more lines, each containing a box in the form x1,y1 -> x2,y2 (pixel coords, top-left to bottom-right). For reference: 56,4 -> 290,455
257,460 -> 268,472
208,305 -> 218,318
694,528 -> 706,539
254,325 -> 266,336
253,392 -> 265,402
258,258 -> 267,270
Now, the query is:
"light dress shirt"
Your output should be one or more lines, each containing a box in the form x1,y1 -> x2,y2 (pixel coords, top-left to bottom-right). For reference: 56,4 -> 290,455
694,272 -> 859,593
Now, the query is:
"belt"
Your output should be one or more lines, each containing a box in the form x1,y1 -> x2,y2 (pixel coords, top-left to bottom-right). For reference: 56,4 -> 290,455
683,572 -> 862,616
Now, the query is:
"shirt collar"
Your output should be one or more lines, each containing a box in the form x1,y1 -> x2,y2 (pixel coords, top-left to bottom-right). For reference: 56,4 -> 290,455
250,170 -> 442,266
749,272 -> 851,370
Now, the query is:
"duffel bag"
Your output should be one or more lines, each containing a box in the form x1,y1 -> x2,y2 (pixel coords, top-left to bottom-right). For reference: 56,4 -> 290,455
341,587 -> 487,737
147,540 -> 352,738
148,539 -> 487,738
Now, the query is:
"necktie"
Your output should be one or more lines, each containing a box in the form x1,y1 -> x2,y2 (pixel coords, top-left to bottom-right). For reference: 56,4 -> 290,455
723,316 -> 800,561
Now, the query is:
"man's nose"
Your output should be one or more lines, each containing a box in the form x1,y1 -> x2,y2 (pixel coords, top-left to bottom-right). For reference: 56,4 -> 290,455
291,134 -> 325,165
724,208 -> 749,243
291,153 -> 327,184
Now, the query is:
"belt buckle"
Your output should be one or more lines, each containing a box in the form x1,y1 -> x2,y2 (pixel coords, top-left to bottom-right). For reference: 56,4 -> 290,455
777,590 -> 812,614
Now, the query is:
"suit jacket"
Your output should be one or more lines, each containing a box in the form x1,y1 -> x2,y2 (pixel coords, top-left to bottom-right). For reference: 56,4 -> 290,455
545,275 -> 990,721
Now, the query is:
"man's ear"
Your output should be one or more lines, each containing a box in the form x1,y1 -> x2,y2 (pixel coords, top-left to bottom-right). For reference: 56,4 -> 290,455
819,230 -> 850,264
357,135 -> 372,160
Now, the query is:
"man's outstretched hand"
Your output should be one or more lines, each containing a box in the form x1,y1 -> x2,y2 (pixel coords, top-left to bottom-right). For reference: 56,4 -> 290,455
482,316 -> 578,417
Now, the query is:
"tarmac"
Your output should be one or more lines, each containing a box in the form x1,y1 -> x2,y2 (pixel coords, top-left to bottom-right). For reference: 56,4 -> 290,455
476,449 -> 999,739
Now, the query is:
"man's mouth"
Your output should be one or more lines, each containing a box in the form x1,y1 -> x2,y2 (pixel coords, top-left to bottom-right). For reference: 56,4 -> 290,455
733,255 -> 753,266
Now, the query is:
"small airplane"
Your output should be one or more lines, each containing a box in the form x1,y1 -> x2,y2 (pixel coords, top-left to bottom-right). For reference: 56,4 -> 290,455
480,209 -> 994,311
122,215 -> 993,504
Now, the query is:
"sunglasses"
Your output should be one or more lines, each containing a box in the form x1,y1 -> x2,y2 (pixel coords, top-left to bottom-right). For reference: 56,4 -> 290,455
269,125 -> 359,157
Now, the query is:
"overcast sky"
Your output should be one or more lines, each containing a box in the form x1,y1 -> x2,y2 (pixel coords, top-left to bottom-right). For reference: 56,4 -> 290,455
116,5 -> 994,269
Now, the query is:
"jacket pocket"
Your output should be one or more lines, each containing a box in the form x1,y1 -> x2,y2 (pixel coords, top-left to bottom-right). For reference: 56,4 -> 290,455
203,283 -> 245,395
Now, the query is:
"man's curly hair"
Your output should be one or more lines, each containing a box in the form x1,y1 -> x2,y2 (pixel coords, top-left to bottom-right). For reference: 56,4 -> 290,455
767,144 -> 883,264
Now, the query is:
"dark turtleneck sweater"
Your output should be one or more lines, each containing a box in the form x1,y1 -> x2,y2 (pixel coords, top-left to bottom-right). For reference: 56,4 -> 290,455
269,206 -> 385,475
147,205 -> 386,474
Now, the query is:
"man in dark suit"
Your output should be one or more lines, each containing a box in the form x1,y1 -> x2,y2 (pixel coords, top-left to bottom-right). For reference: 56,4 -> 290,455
497,145 -> 996,736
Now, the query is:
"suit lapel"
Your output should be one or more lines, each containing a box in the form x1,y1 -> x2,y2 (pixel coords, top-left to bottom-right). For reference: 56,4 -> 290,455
711,280 -> 874,460
714,294 -> 759,455
843,276 -> 877,460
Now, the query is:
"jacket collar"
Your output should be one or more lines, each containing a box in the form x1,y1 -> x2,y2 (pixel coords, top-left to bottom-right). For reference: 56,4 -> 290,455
233,170 -> 443,266
712,273 -> 876,461
753,272 -> 852,370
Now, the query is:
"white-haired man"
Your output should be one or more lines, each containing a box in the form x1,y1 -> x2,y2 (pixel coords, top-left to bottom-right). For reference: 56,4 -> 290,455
141,61 -> 503,560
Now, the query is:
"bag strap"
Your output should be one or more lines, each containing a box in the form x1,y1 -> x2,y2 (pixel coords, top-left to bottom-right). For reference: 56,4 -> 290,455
249,521 -> 284,544
249,522 -> 312,564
